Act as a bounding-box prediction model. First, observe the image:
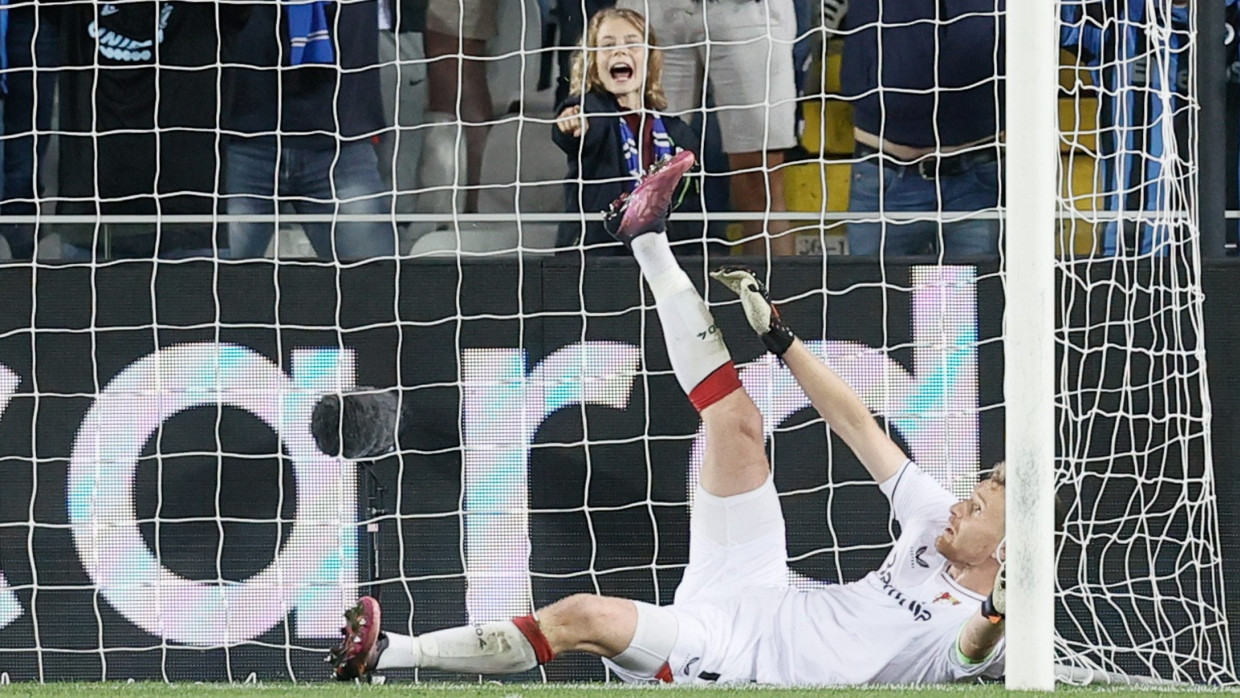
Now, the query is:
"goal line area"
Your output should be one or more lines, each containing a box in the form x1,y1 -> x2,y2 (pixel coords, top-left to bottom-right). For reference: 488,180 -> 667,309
2,682 -> 1235,698
0,0 -> 1235,689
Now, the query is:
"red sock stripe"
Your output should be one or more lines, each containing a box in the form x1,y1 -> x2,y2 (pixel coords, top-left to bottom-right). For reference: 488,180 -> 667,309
511,614 -> 556,665
688,362 -> 742,412
655,662 -> 674,683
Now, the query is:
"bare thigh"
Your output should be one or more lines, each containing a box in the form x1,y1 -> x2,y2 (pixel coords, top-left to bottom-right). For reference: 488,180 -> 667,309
699,388 -> 769,497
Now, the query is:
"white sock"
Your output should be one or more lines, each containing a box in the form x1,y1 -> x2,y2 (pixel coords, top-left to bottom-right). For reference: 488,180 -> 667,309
656,287 -> 732,396
375,622 -> 540,674
630,232 -> 679,289
628,232 -> 731,395
376,631 -> 421,670
629,231 -> 734,394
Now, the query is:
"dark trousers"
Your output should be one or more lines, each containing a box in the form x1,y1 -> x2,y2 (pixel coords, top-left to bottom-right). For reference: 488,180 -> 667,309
1,6 -> 57,259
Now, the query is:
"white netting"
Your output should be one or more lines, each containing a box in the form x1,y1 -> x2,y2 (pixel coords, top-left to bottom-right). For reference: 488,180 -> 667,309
1054,0 -> 1234,684
0,0 -> 1232,687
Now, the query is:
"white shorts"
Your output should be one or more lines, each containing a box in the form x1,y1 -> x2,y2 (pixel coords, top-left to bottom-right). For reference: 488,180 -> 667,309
425,0 -> 497,40
662,476 -> 791,684
618,0 -> 798,153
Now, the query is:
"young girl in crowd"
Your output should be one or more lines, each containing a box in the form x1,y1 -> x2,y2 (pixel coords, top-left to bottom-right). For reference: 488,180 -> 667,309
553,7 -> 704,254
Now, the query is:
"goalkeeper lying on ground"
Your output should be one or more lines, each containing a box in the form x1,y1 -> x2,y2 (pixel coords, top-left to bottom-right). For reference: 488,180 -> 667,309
323,151 -> 1007,685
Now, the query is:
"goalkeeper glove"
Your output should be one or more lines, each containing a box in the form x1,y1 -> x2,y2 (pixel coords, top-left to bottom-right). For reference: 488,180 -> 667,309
709,266 -> 796,357
980,559 -> 1006,624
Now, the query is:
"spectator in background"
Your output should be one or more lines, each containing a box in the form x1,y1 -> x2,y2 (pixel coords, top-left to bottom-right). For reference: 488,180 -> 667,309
617,0 -> 798,257
1060,0 -> 1195,256
418,0 -> 494,218
223,1 -> 394,261
376,0 -> 427,248
841,0 -> 1004,260
552,6 -> 703,254
54,1 -> 243,259
1227,0 -> 1240,252
551,0 -> 617,106
1,3 -> 56,261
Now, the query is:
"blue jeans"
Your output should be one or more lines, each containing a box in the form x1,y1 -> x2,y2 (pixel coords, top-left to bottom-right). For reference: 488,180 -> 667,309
847,153 -> 1002,259
1,7 -> 57,259
226,139 -> 395,260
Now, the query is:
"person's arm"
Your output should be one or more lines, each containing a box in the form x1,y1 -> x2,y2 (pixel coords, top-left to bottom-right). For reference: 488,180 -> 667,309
552,94 -> 610,156
957,613 -> 1004,664
710,268 -> 908,484
958,559 -> 1006,663
553,103 -> 588,149
781,341 -> 909,484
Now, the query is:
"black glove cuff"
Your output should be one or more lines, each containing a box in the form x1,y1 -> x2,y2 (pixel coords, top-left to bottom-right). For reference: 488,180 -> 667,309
980,594 -> 1004,624
761,325 -> 795,357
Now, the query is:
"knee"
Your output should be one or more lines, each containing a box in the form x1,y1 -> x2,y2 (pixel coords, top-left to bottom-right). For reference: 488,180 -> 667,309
705,395 -> 764,444
541,594 -> 633,654
548,594 -> 609,638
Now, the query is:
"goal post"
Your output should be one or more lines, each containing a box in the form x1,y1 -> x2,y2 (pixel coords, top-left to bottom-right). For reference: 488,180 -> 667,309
1004,0 -> 1059,690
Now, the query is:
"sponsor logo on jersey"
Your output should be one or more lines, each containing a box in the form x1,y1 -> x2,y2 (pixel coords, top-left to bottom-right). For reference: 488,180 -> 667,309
932,591 -> 961,605
910,545 -> 930,569
879,563 -> 933,622
100,4 -> 120,16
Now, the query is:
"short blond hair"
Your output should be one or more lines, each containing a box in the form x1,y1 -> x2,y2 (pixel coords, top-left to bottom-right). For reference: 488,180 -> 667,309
986,461 -> 1006,487
569,7 -> 668,111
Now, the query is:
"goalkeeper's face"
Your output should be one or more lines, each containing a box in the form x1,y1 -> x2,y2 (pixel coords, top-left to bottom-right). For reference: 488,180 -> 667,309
935,478 -> 1005,567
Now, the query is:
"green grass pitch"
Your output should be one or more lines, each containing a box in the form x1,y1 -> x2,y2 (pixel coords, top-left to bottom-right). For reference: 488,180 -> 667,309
0,684 -> 1234,698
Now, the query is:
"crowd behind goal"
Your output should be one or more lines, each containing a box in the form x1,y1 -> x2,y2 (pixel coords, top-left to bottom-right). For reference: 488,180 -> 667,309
0,0 -> 1229,261
0,0 -> 1233,688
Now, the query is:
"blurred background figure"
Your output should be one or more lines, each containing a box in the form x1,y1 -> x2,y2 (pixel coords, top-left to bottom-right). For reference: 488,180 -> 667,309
551,7 -> 705,255
1060,0 -> 1194,256
223,0 -> 394,261
1,2 -> 56,261
54,1 -> 243,259
419,0 -> 495,219
617,0 -> 798,257
376,0 -> 428,249
841,0 -> 1004,260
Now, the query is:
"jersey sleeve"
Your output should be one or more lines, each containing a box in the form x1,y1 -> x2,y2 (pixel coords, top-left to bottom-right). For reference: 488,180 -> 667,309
879,461 -> 959,531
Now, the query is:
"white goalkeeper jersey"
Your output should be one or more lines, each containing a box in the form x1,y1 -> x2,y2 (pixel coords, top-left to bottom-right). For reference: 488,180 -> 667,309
664,462 -> 1005,685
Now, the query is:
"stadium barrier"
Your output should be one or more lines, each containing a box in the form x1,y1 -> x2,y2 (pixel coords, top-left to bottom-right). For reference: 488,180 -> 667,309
0,257 -> 1235,681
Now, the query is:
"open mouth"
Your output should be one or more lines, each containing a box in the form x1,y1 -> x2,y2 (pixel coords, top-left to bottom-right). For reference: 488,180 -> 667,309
609,63 -> 634,81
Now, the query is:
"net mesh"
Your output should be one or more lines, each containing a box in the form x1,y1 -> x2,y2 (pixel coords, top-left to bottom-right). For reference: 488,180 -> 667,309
0,0 -> 1232,686
1054,0 -> 1234,684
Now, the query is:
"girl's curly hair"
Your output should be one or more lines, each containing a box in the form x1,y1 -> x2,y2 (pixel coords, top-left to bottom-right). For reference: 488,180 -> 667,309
568,7 -> 668,111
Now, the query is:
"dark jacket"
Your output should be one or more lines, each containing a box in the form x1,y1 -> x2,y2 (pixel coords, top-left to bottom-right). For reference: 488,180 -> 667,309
552,91 -> 703,254
841,0 -> 1004,148
384,0 -> 426,33
55,1 -> 249,214
223,1 -> 384,141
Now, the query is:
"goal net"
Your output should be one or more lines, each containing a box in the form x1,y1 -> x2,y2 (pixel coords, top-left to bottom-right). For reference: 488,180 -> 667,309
0,0 -> 1232,687
1054,0 -> 1234,685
